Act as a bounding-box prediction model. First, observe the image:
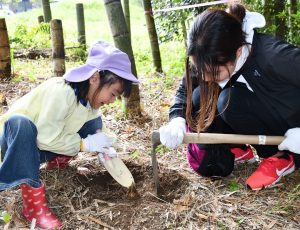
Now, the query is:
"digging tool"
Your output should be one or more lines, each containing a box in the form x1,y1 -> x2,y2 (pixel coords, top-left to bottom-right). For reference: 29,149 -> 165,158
151,131 -> 284,194
98,152 -> 135,188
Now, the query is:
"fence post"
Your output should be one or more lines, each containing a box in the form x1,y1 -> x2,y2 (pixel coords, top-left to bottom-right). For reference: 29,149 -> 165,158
0,18 -> 11,80
76,3 -> 86,48
50,19 -> 65,77
38,15 -> 44,24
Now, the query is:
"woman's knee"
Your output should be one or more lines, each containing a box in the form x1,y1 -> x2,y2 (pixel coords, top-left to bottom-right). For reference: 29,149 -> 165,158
187,144 -> 234,177
217,88 -> 244,124
217,88 -> 231,118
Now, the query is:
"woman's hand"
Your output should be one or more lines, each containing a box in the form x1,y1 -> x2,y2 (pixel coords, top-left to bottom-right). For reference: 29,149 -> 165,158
278,128 -> 300,154
159,117 -> 186,149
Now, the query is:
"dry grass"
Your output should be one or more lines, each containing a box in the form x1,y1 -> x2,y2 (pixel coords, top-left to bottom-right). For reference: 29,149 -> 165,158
0,58 -> 300,229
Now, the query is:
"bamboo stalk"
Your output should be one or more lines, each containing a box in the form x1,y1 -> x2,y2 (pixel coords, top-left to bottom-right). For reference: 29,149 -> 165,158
41,0 -> 52,22
50,20 -> 65,77
0,18 -> 11,80
76,3 -> 86,48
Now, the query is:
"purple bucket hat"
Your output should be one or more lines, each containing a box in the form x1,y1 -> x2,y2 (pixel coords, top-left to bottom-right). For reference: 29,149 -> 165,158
63,40 -> 139,83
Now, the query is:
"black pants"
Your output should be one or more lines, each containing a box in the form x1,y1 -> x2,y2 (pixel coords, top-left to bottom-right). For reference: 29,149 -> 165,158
192,83 -> 300,171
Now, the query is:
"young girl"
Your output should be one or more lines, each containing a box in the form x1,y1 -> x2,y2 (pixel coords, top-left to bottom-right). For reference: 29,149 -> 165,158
0,40 -> 139,229
159,4 -> 300,190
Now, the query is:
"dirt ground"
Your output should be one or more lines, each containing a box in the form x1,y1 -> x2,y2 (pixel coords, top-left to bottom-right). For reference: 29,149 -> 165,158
0,58 -> 300,229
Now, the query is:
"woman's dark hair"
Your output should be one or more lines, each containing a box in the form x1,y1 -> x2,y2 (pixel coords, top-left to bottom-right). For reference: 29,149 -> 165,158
66,70 -> 132,104
186,3 -> 247,132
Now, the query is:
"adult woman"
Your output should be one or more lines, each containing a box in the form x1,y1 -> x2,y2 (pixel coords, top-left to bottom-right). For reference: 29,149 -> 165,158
159,4 -> 300,190
0,40 -> 139,229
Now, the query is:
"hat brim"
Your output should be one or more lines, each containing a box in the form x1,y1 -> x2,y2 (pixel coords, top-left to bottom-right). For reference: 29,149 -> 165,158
107,68 -> 140,84
63,64 -> 140,84
63,64 -> 98,82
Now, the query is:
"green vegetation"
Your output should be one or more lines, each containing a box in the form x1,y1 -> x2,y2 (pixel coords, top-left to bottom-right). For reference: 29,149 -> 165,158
3,0 -> 186,79
152,0 -> 300,46
228,180 -> 240,192
155,144 -> 170,155
10,23 -> 51,48
0,211 -> 11,224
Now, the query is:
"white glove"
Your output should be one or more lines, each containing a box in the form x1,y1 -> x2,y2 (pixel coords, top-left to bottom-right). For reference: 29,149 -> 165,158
82,132 -> 115,152
98,147 -> 117,163
159,117 -> 186,149
278,128 -> 300,154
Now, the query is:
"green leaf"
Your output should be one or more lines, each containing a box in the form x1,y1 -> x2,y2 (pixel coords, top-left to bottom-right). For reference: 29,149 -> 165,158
130,150 -> 140,159
1,211 -> 12,223
228,180 -> 239,192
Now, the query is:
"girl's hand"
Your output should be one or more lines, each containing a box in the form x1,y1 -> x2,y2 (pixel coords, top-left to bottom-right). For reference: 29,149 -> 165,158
278,128 -> 300,154
81,132 -> 116,152
98,147 -> 117,163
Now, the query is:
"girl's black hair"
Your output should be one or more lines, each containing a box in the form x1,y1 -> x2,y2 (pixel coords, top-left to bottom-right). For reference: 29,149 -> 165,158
186,3 -> 247,132
187,6 -> 246,76
66,70 -> 132,104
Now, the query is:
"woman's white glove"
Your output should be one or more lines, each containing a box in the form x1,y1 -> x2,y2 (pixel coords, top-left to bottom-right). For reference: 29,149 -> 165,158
159,117 -> 186,149
278,128 -> 300,154
82,132 -> 115,152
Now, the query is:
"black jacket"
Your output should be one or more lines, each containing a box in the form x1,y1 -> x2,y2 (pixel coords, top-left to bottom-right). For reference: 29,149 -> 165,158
169,32 -> 300,129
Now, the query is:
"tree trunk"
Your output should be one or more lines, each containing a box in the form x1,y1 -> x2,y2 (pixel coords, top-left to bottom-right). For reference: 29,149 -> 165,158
290,0 -> 297,15
274,0 -> 287,40
181,19 -> 187,48
264,0 -> 274,27
103,0 -> 141,115
50,20 -> 65,77
76,3 -> 86,48
41,0 -> 52,23
142,0 -> 162,73
0,18 -> 11,80
290,0 -> 297,36
122,0 -> 131,39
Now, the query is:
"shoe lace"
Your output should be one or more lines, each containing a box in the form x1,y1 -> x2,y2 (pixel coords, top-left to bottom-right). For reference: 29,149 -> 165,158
257,157 -> 278,173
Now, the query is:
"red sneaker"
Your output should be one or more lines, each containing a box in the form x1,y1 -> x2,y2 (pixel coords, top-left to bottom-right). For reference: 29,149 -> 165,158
246,154 -> 295,190
231,146 -> 256,164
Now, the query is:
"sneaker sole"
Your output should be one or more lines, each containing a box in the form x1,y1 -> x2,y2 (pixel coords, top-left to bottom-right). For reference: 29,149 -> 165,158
266,164 -> 296,188
235,157 -> 256,164
250,164 -> 296,191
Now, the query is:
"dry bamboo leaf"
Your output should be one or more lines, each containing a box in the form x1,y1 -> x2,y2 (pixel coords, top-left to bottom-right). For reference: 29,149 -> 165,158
94,199 -> 116,207
87,216 -> 113,229
174,204 -> 189,213
77,166 -> 91,175
3,222 -> 10,230
195,212 -> 208,220
264,220 -> 277,229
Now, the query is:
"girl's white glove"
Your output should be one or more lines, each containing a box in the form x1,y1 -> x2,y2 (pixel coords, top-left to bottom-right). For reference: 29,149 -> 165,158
278,128 -> 300,154
82,132 -> 115,152
159,117 -> 186,149
98,147 -> 117,163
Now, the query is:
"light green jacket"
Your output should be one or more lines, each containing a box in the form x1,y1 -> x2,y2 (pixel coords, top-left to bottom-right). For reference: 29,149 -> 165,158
0,77 -> 100,156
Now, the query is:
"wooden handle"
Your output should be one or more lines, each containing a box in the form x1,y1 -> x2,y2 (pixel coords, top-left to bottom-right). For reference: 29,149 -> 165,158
152,131 -> 284,145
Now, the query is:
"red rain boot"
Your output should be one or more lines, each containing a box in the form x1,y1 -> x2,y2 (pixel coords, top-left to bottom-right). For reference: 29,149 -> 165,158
46,155 -> 73,170
21,182 -> 62,229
